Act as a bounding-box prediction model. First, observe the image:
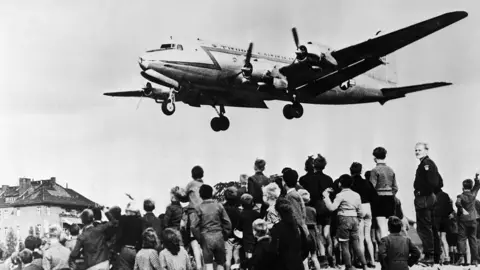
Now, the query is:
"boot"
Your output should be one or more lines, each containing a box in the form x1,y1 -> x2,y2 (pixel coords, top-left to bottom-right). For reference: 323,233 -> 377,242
418,253 -> 434,265
455,254 -> 466,266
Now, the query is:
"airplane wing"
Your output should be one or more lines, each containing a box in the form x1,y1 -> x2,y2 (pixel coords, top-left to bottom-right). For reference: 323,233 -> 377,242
380,81 -> 452,103
103,91 -> 145,97
180,91 -> 269,109
295,11 -> 467,98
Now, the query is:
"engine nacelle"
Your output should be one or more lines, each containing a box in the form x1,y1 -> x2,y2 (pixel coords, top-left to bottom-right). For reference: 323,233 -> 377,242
297,42 -> 337,66
144,87 -> 170,100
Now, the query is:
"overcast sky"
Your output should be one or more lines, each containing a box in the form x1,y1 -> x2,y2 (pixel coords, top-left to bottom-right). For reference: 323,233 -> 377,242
0,1 -> 478,218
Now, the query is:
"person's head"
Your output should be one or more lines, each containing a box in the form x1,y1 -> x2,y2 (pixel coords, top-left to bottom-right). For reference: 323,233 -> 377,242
239,174 -> 249,185
162,228 -> 181,255
191,165 -> 204,180
69,224 -> 80,237
254,159 -> 266,172
283,169 -> 299,189
19,249 -> 33,265
373,147 -> 387,162
350,162 -> 362,176
275,197 -> 295,227
80,209 -> 94,225
298,189 -> 310,204
241,193 -> 254,209
48,224 -> 61,239
252,219 -> 269,239
262,183 -> 281,206
224,187 -> 238,203
364,170 -> 371,181
387,216 -> 403,233
108,206 -> 122,220
463,179 -> 474,191
313,154 -> 327,172
125,201 -> 141,216
24,236 -> 41,251
339,174 -> 354,189
142,228 -> 159,250
304,156 -> 315,173
281,167 -> 292,174
144,198 -> 155,212
415,142 -> 429,160
199,184 -> 213,200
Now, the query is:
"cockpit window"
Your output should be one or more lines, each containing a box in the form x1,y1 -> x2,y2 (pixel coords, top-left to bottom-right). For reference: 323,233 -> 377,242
160,43 -> 175,49
147,43 -> 183,53
177,44 -> 183,51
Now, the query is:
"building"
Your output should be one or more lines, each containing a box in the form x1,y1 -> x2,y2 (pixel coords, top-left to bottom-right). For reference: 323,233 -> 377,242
0,177 -> 97,243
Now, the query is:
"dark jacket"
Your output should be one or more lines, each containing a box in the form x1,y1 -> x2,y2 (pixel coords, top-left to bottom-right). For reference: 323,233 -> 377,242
379,233 -> 421,270
164,201 -> 183,230
370,163 -> 398,196
238,208 -> 261,249
456,177 -> 480,221
269,221 -> 304,270
240,236 -> 273,270
299,172 -> 321,205
223,201 -> 241,238
117,215 -> 144,251
351,174 -> 378,204
414,156 -> 443,196
190,199 -> 232,240
434,190 -> 454,218
142,212 -> 163,242
248,172 -> 270,204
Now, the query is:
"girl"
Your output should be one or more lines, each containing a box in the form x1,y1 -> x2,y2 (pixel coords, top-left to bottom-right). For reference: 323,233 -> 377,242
159,228 -> 192,270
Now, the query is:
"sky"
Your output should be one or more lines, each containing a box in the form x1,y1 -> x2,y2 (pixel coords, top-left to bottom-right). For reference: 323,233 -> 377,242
0,1 -> 478,218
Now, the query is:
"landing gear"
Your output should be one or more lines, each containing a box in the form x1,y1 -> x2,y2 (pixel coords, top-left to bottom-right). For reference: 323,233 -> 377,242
283,102 -> 304,120
161,89 -> 177,116
211,105 -> 230,132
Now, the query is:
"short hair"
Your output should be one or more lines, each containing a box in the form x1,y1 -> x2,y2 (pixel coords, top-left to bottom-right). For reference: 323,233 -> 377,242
415,142 -> 429,150
281,167 -> 292,174
304,156 -> 315,173
283,169 -> 299,188
199,184 -> 213,200
239,174 -> 249,184
162,228 -> 181,255
463,179 -> 474,190
339,174 -> 354,188
24,236 -> 41,251
255,159 -> 266,171
108,206 -> 122,220
373,147 -> 387,159
298,189 -> 310,204
263,183 -> 281,201
313,154 -> 327,170
191,165 -> 204,179
252,219 -> 268,237
69,224 -> 80,236
364,170 -> 371,181
388,216 -> 403,233
19,249 -> 33,264
350,162 -> 362,175
142,228 -> 159,249
144,199 -> 155,212
80,209 -> 94,225
48,224 -> 61,238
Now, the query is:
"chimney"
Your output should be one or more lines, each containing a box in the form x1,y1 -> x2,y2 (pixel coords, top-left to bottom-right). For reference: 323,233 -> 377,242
19,178 -> 32,195
1,185 -> 8,193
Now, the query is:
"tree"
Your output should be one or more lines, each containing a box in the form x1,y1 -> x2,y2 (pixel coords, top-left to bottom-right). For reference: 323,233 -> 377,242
18,239 -> 24,251
213,181 -> 241,202
6,228 -> 17,257
28,226 -> 34,236
0,242 -> 6,260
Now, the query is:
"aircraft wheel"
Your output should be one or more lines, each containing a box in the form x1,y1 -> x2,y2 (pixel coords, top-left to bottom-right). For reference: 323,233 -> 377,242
161,100 -> 175,116
210,117 -> 222,132
283,104 -> 294,120
292,102 -> 304,118
219,116 -> 230,131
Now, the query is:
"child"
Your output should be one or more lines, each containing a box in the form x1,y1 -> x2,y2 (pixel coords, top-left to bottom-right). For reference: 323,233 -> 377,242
223,187 -> 242,270
299,189 -> 321,270
238,193 -> 261,259
323,174 -> 367,270
378,216 -> 420,270
159,228 -> 192,270
455,173 -> 480,266
239,219 -> 272,270
134,228 -> 161,270
165,187 -> 184,230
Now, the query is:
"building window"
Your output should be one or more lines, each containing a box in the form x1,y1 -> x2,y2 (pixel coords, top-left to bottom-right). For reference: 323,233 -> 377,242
37,207 -> 41,215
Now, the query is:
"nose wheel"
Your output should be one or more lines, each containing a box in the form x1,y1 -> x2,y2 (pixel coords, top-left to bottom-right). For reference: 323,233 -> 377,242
283,102 -> 303,120
211,105 -> 230,132
161,89 -> 177,116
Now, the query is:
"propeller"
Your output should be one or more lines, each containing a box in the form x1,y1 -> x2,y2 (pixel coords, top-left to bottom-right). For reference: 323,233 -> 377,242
292,27 -> 300,50
292,27 -> 307,60
241,42 -> 254,78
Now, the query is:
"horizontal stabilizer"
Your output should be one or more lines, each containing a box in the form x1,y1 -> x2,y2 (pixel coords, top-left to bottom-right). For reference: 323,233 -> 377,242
381,82 -> 452,97
104,91 -> 145,97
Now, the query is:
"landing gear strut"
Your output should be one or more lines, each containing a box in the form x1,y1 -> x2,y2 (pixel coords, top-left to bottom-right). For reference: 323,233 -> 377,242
161,89 -> 176,116
210,105 -> 230,132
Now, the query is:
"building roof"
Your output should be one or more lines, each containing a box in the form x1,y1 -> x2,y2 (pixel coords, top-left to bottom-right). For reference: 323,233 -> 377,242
0,179 -> 97,208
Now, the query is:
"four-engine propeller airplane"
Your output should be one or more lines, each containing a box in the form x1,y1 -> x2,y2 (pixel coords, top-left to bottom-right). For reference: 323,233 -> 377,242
104,11 -> 468,132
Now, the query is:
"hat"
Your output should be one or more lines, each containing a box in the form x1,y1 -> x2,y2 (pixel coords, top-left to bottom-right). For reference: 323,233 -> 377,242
224,187 -> 238,200
298,189 -> 310,203
125,201 -> 140,214
252,219 -> 268,233
240,193 -> 253,205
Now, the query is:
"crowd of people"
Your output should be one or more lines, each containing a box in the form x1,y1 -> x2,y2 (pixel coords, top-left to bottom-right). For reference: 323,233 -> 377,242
2,142 -> 480,270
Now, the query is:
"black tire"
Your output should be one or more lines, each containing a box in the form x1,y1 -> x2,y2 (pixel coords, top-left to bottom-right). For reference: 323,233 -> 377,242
219,116 -> 230,131
292,102 -> 304,118
283,104 -> 294,120
161,100 -> 175,116
210,117 -> 221,132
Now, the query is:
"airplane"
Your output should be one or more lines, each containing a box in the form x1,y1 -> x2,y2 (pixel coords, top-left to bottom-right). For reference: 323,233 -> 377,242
104,11 -> 468,132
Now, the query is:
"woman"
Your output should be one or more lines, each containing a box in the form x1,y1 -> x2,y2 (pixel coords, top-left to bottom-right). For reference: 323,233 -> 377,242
134,228 -> 161,270
262,183 -> 281,229
269,197 -> 304,270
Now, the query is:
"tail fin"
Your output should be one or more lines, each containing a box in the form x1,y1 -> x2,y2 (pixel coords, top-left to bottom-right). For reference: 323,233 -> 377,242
368,54 -> 398,85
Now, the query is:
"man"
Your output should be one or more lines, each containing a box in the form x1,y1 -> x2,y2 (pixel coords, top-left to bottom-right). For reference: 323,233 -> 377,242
69,209 -> 117,270
248,159 -> 270,212
414,142 -> 443,264
19,249 -> 42,270
42,224 -> 71,270
191,184 -> 232,270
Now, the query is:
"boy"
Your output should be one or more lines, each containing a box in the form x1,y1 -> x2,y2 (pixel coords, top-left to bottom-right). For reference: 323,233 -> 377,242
378,216 -> 421,270
455,172 -> 480,266
323,174 -> 367,270
223,187 -> 242,270
239,219 -> 272,270
238,193 -> 261,259
299,189 -> 321,270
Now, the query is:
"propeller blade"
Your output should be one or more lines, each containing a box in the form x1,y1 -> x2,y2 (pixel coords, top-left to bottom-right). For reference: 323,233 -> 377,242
245,42 -> 253,64
136,95 -> 143,110
292,27 -> 299,49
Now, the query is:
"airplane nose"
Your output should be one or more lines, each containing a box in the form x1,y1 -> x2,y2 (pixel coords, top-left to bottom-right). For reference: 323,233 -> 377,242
139,57 -> 149,70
